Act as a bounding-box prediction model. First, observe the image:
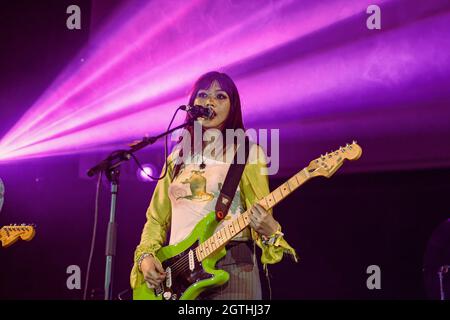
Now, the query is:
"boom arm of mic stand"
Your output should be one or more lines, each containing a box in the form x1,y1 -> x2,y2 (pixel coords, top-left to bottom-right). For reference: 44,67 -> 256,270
86,119 -> 194,178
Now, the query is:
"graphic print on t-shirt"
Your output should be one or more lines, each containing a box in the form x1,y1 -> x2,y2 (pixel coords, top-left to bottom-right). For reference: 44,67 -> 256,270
176,170 -> 214,202
168,160 -> 247,245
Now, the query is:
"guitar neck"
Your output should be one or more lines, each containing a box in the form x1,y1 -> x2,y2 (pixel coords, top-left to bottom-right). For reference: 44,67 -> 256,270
195,168 -> 313,261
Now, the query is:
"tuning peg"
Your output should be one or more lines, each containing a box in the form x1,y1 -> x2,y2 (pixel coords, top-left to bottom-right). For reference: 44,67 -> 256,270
346,143 -> 349,147
352,140 -> 357,144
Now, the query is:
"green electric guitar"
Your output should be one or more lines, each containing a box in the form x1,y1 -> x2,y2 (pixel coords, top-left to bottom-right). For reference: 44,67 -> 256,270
133,142 -> 362,300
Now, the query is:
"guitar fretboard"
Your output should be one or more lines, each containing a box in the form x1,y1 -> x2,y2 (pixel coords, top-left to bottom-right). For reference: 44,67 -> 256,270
195,168 -> 313,261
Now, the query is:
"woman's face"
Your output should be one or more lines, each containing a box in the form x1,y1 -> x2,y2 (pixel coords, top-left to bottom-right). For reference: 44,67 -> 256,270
193,80 -> 230,129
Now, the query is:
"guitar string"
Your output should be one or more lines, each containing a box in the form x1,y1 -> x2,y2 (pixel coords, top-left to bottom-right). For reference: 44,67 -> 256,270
157,213 -> 262,289
166,213 -> 252,276
168,221 -> 243,275
166,228 -> 228,273
157,212 -> 264,291
164,206 -> 291,287
167,235 -> 224,277
160,172 -> 306,287
164,185 -> 276,275
168,225 -> 244,277
160,190 -> 280,280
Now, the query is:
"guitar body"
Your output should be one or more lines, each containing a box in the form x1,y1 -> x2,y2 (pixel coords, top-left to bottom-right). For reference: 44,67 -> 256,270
133,211 -> 230,300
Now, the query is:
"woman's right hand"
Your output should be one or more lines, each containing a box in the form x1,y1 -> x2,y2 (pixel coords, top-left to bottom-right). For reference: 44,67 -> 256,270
140,255 -> 166,288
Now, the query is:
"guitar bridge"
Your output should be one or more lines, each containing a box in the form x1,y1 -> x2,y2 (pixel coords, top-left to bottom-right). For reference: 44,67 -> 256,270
165,266 -> 172,288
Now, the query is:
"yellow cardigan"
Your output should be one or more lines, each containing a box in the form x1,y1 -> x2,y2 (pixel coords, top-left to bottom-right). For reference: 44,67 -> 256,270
130,145 -> 298,289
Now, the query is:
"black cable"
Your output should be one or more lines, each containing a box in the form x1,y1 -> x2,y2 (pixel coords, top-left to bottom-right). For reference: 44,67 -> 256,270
130,106 -> 184,181
83,172 -> 102,300
117,288 -> 132,300
266,268 -> 273,300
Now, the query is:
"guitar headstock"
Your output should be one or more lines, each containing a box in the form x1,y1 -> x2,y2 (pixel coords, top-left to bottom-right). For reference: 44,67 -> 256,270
0,224 -> 36,248
307,141 -> 362,178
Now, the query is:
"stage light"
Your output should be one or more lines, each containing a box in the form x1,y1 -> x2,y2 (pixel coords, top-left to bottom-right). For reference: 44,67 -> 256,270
137,164 -> 156,183
0,0 -> 448,170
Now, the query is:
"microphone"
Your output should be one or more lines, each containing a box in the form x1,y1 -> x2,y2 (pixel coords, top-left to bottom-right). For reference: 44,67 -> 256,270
181,105 -> 215,120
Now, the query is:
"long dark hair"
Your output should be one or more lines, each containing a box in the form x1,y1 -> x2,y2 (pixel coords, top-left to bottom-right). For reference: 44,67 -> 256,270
172,71 -> 245,179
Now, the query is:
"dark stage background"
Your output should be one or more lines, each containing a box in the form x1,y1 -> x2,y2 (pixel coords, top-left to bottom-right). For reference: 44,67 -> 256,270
1,1 -> 449,300
0,155 -> 449,299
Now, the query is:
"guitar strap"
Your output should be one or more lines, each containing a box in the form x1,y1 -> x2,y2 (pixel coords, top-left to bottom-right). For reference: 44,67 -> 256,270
214,137 -> 250,221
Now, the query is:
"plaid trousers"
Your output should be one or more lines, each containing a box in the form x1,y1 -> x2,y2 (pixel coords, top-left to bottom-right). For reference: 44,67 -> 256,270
198,240 -> 262,300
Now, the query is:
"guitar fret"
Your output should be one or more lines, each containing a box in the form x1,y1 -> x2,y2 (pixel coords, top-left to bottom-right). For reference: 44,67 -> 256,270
228,225 -> 234,240
207,240 -> 213,255
234,220 -> 241,234
264,196 -> 269,209
197,246 -> 204,260
210,238 -> 216,251
242,213 -> 250,226
295,173 -> 300,185
218,230 -> 224,246
220,228 -> 226,244
237,215 -> 245,229
273,188 -> 283,202
265,196 -> 271,207
282,182 -> 291,196
233,222 -> 238,234
266,193 -> 276,207
223,226 -> 230,240
208,240 -> 213,253
288,177 -> 296,189
279,185 -> 285,197
203,243 -> 209,256
286,179 -> 292,193
216,229 -> 222,246
228,224 -> 236,237
219,231 -> 224,245
236,216 -> 242,229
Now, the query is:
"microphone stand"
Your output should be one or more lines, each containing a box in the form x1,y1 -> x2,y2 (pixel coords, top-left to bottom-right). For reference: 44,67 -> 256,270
87,117 -> 194,300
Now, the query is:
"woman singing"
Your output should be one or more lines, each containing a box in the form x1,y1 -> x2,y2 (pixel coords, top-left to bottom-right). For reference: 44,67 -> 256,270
130,71 -> 297,299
